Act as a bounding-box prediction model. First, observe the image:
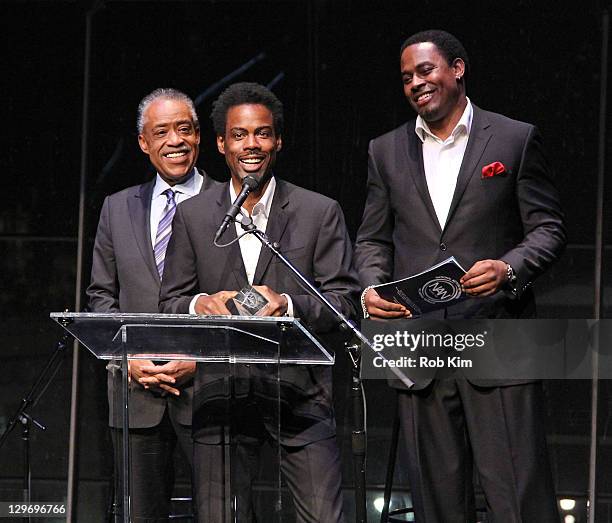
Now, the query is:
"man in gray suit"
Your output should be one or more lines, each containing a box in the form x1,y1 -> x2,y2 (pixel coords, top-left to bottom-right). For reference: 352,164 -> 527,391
88,88 -> 217,521
355,31 -> 566,521
159,82 -> 359,522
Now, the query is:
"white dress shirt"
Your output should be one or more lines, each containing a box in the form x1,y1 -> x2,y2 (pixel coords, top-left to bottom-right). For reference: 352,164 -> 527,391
415,98 -> 473,229
189,176 -> 293,316
232,176 -> 276,284
150,168 -> 203,245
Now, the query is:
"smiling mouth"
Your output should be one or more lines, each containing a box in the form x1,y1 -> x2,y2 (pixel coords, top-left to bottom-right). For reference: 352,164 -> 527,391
414,90 -> 435,105
239,156 -> 265,166
163,150 -> 190,159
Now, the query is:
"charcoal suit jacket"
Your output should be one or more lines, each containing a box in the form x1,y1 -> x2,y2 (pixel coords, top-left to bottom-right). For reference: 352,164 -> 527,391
354,105 -> 566,388
87,170 -> 218,428
159,178 -> 360,446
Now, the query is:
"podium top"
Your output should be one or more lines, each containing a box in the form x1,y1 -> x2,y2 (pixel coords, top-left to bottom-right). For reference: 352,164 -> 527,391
50,312 -> 334,365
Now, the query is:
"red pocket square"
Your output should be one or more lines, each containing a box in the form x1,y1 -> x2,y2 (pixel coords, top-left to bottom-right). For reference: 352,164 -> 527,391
481,161 -> 506,178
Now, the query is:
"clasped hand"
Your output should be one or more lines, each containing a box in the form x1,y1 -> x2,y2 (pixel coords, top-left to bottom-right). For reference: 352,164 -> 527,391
129,359 -> 196,396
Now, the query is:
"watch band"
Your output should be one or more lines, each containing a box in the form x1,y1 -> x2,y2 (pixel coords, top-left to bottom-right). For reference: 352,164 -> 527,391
361,285 -> 375,319
505,263 -> 518,294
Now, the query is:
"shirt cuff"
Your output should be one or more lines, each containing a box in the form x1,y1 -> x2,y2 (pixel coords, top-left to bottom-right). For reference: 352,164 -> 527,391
281,293 -> 294,317
189,293 -> 208,314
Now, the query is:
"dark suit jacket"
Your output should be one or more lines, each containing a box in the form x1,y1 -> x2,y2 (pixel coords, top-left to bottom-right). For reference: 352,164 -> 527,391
354,105 -> 566,387
159,178 -> 360,446
87,170 -> 218,428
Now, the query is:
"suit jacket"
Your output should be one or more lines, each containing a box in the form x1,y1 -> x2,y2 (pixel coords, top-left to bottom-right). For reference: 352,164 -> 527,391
354,105 -> 566,387
159,178 -> 360,446
87,169 -> 218,428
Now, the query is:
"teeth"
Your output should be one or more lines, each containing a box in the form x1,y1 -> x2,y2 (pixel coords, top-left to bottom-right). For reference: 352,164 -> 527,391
241,158 -> 263,164
165,151 -> 187,158
417,92 -> 433,102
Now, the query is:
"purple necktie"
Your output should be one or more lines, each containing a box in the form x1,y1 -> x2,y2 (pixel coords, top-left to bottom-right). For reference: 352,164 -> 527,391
153,189 -> 177,279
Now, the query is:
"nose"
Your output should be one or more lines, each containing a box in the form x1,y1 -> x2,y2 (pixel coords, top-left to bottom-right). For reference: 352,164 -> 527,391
411,74 -> 426,91
244,133 -> 260,150
167,128 -> 184,146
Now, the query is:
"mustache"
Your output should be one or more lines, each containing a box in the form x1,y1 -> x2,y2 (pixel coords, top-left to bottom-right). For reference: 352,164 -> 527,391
163,147 -> 191,154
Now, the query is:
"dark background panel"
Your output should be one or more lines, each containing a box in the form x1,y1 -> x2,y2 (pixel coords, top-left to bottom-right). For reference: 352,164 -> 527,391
1,0 -> 611,521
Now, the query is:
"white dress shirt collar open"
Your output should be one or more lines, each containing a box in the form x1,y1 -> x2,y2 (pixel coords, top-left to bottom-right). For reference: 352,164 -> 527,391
229,175 -> 276,224
230,176 -> 276,285
414,98 -> 473,229
415,97 -> 473,144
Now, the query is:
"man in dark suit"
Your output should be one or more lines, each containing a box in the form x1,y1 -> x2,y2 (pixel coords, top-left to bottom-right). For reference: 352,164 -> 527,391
88,88 -> 217,521
159,82 -> 359,523
354,31 -> 566,521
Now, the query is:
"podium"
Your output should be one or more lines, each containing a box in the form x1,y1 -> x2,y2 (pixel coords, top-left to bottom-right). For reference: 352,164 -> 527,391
51,312 -> 335,523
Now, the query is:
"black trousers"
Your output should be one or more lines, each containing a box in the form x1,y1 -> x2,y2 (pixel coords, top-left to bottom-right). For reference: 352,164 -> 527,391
397,380 -> 559,523
111,410 -> 193,523
193,435 -> 345,523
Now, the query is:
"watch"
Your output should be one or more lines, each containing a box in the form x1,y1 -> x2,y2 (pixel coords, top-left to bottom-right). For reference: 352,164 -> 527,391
505,263 -> 518,293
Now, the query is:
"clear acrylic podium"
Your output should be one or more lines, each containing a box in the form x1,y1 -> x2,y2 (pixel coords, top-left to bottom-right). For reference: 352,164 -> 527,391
51,312 -> 335,523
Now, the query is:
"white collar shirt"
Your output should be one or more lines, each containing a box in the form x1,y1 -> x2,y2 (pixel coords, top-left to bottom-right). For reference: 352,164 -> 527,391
150,168 -> 203,245
415,98 -> 473,229
230,176 -> 276,285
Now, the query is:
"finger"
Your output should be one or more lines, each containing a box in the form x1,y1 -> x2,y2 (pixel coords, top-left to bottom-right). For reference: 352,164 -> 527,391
460,266 -> 488,283
159,383 -> 181,396
369,306 -> 411,319
129,359 -> 155,367
265,300 -> 286,317
464,282 -> 496,296
150,373 -> 176,384
252,285 -> 270,295
462,273 -> 494,289
138,376 -> 161,385
199,300 -> 232,315
213,302 -> 233,315
139,365 -> 162,374
370,296 -> 407,312
144,362 -> 176,374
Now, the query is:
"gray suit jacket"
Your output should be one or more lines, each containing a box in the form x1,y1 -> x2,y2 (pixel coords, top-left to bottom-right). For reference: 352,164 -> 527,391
159,178 -> 360,445
87,170 -> 218,428
354,106 -> 566,387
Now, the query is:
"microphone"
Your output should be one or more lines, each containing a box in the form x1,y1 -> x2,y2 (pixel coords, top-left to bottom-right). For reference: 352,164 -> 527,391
214,175 -> 260,242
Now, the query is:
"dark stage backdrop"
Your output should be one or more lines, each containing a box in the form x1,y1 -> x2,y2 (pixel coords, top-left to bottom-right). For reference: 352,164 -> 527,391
2,1 -> 612,521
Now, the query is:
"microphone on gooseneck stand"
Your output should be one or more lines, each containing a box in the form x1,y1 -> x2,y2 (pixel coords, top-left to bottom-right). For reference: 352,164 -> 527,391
214,175 -> 260,243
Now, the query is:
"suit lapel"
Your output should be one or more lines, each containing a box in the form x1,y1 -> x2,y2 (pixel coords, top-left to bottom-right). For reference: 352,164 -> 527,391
444,106 -> 492,231
403,123 -> 442,232
128,181 -> 160,284
252,180 -> 289,285
196,168 -> 213,194
213,184 -> 249,289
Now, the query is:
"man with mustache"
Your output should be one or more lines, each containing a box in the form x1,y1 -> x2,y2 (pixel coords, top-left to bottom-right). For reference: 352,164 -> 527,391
355,30 -> 565,521
88,88 -> 217,520
160,82 -> 358,522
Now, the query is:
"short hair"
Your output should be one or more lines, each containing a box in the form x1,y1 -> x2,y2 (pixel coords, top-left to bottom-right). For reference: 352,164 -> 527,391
210,82 -> 284,136
136,88 -> 198,134
400,30 -> 470,77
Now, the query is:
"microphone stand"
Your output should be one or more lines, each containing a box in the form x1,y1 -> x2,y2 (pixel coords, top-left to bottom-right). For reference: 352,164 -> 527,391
234,216 -> 414,523
0,320 -> 73,522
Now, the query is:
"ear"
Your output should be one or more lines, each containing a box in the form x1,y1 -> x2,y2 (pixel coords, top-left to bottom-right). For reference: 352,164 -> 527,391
275,134 -> 283,152
195,127 -> 201,145
138,134 -> 149,154
216,135 -> 225,155
452,58 -> 466,81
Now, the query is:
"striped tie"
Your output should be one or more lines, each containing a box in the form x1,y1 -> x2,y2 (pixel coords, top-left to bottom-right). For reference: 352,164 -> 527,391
153,189 -> 177,279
